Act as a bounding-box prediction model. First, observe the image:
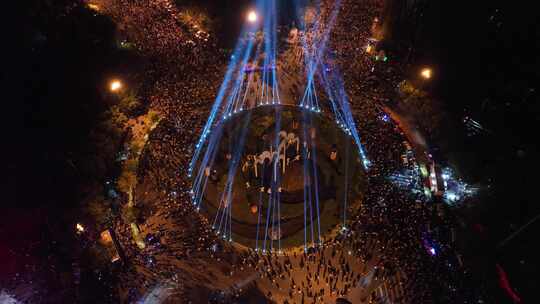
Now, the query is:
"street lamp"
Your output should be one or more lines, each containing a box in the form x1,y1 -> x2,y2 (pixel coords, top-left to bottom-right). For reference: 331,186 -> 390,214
109,79 -> 122,92
76,223 -> 85,234
366,45 -> 373,54
247,11 -> 258,23
87,3 -> 100,11
421,68 -> 432,79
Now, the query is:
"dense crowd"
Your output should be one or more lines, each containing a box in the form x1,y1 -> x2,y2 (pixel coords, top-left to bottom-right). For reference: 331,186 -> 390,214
88,0 -> 469,303
95,0 -> 231,301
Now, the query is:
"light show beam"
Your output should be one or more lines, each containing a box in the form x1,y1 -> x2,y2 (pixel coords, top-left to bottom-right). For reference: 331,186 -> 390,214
190,0 -> 370,254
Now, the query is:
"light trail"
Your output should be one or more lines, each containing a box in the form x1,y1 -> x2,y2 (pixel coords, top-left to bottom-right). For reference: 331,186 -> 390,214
190,0 -> 371,254
301,114 -> 315,248
224,39 -> 256,117
262,191 -> 273,252
309,117 -> 322,243
217,112 -> 253,238
190,27 -> 252,173
272,107 -> 283,252
343,137 -> 350,227
255,169 -> 265,251
319,64 -> 370,169
298,0 -> 342,110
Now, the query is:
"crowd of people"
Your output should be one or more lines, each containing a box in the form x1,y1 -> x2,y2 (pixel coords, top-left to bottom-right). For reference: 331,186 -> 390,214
94,0 -> 234,301
90,0 -> 471,303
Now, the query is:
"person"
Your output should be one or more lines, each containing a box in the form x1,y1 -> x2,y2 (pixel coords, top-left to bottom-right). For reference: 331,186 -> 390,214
330,145 -> 338,161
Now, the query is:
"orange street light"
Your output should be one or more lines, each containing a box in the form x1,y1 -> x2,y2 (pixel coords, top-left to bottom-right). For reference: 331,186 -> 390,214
109,79 -> 122,92
421,68 -> 432,79
366,45 -> 373,54
76,223 -> 85,234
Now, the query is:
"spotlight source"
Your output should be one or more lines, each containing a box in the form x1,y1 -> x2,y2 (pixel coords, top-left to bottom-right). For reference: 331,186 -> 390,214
247,11 -> 258,23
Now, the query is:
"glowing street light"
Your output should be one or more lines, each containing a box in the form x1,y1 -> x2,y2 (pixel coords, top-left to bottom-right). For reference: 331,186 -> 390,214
109,79 -> 122,92
421,68 -> 432,79
366,45 -> 373,54
247,11 -> 258,23
76,223 -> 85,234
87,3 -> 100,11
